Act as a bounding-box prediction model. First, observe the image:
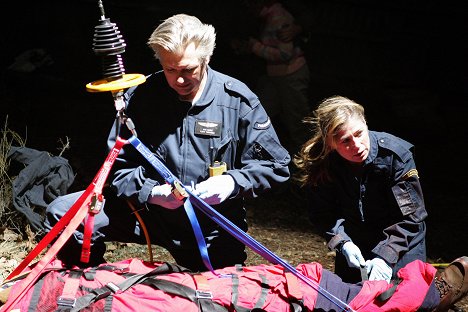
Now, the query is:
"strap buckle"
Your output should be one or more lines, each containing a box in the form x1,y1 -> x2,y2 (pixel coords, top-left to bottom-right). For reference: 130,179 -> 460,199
57,297 -> 76,307
360,265 -> 368,282
172,180 -> 188,200
88,193 -> 104,214
196,290 -> 213,300
93,282 -> 121,301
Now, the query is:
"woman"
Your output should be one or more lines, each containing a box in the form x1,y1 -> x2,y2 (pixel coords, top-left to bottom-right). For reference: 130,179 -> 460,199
294,95 -> 428,283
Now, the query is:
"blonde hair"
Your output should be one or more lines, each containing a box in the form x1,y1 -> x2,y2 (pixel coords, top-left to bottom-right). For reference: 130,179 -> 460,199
293,95 -> 366,186
147,14 -> 216,64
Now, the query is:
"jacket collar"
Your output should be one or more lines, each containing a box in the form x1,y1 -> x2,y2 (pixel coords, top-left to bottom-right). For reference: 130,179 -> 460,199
193,66 -> 216,107
364,130 -> 378,165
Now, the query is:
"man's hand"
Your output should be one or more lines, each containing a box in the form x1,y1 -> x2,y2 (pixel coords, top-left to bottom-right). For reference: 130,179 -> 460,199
366,257 -> 392,283
193,174 -> 236,205
342,241 -> 366,268
148,184 -> 184,209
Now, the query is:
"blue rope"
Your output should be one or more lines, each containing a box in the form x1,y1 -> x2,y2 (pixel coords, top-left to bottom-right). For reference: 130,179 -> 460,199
183,199 -> 216,273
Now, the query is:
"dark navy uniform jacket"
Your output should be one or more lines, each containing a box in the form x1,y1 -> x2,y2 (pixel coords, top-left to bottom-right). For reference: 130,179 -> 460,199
309,131 -> 427,267
106,66 -> 290,254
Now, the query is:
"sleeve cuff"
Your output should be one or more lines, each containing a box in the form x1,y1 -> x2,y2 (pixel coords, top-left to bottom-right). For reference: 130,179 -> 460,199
372,244 -> 399,265
328,234 -> 350,251
139,179 -> 158,204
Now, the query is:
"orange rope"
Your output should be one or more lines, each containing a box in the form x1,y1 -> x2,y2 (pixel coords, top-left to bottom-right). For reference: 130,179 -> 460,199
126,200 -> 153,262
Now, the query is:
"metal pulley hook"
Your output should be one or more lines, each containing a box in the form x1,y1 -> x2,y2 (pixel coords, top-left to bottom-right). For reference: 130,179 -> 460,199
111,90 -> 137,137
116,106 -> 137,137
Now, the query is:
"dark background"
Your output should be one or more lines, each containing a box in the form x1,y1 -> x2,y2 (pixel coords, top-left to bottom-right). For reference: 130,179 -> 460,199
1,0 -> 467,261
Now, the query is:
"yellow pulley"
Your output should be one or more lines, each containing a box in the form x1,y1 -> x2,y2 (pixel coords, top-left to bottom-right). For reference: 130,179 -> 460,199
86,73 -> 146,93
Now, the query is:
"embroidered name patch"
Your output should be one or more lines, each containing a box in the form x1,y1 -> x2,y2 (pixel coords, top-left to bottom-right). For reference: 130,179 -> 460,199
402,169 -> 419,180
254,117 -> 271,130
195,120 -> 222,137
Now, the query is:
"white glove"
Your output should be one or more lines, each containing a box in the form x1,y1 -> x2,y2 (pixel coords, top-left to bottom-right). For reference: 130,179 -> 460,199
366,257 -> 392,283
148,184 -> 184,209
193,174 -> 236,205
341,241 -> 366,268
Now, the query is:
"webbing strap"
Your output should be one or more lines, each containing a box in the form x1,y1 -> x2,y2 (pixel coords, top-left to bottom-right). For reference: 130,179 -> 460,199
4,189 -> 93,281
255,274 -> 269,309
72,271 -> 227,312
109,262 -> 183,292
230,273 -> 240,309
183,199 -> 215,273
129,136 -> 216,273
127,135 -> 354,312
72,262 -> 188,310
81,193 -> 104,263
57,270 -> 83,311
0,137 -> 128,312
376,278 -> 402,302
143,278 -> 227,312
231,273 -> 269,312
27,274 -> 46,311
2,188 -> 96,312
192,274 -> 216,312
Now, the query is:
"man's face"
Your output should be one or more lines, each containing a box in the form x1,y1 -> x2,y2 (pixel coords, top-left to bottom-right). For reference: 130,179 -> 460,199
333,117 -> 370,164
158,42 -> 206,101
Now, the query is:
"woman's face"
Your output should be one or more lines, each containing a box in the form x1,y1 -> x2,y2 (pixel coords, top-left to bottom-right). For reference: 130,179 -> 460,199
333,117 -> 370,164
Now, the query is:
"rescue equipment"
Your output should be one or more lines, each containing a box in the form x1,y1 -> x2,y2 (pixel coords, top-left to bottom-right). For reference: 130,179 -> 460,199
2,258 -> 439,312
4,258 -> 317,312
209,161 -> 228,177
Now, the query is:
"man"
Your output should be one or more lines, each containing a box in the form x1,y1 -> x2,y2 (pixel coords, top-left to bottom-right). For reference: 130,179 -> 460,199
46,14 -> 290,271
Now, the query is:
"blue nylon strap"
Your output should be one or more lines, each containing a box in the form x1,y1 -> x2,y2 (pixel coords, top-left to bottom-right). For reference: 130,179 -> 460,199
129,136 -> 216,272
183,199 -> 215,273
127,135 -> 353,312
128,136 -> 176,185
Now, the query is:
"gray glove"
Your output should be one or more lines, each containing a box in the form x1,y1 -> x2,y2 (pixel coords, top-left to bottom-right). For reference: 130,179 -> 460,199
193,174 -> 236,205
148,184 -> 184,209
366,257 -> 392,283
341,241 -> 366,268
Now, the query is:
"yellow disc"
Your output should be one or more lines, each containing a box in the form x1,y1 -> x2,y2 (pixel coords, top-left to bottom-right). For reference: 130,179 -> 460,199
86,73 -> 146,92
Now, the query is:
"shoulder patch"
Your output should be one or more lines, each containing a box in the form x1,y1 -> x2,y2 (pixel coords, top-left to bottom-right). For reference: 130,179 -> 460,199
401,169 -> 419,180
254,117 -> 271,130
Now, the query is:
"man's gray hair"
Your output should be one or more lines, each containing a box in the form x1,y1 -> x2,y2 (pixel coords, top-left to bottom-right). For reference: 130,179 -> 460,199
147,14 -> 216,63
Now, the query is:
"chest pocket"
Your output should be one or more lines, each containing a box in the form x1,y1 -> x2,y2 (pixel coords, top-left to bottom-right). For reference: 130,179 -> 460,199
211,133 -> 236,170
361,164 -> 396,220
